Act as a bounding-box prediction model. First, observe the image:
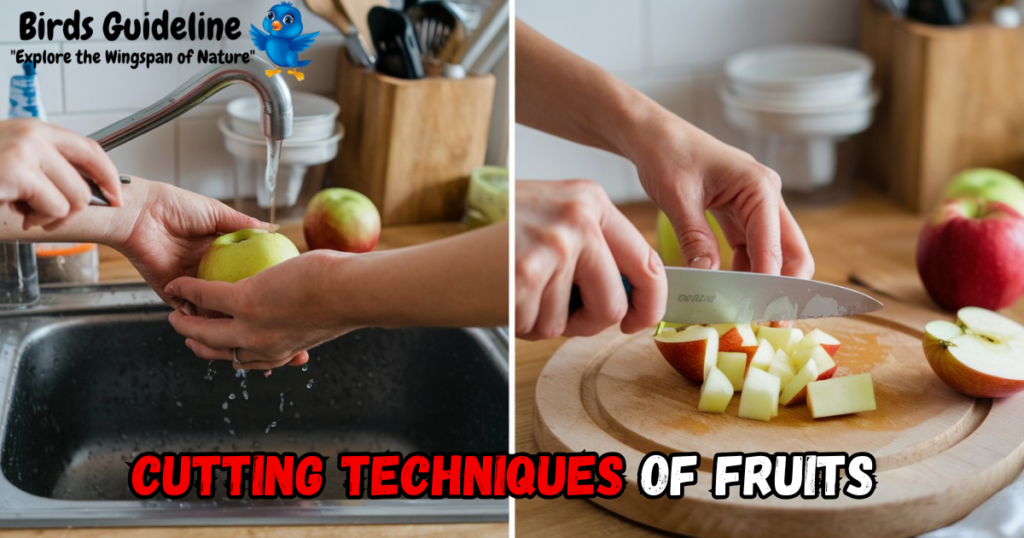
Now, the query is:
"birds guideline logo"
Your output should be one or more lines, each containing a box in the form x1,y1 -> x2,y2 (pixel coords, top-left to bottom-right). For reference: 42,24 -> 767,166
249,2 -> 319,81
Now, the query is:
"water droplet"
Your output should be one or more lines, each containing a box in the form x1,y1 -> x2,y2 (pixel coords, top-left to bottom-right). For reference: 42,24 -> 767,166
175,400 -> 182,408
228,393 -> 236,400
301,364 -> 309,372
264,421 -> 278,434
242,390 -> 249,400
224,417 -> 231,424
306,379 -> 314,389
222,402 -> 228,410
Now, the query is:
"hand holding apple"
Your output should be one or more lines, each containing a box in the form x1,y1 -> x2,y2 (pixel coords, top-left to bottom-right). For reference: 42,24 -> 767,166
917,199 -> 1024,311
303,188 -> 381,253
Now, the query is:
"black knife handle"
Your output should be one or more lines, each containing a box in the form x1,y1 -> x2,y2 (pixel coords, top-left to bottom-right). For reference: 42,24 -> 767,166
569,275 -> 633,315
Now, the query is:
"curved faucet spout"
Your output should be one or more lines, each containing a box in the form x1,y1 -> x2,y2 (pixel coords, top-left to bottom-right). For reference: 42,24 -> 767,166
88,56 -> 293,151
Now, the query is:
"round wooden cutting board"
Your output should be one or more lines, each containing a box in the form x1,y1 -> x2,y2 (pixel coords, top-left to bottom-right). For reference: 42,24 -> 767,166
534,314 -> 1024,538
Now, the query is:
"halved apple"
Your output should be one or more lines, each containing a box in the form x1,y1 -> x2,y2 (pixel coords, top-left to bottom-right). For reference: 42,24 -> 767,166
756,326 -> 805,355
710,323 -> 758,358
768,351 -> 796,387
780,359 -> 819,406
791,345 -> 837,381
748,339 -> 775,371
923,307 -> 1024,397
717,352 -> 748,392
655,325 -> 719,383
791,328 -> 842,361
738,368 -> 781,422
806,374 -> 876,418
698,367 -> 734,413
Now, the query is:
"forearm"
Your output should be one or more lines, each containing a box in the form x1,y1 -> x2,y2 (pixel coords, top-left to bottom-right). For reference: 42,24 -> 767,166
0,177 -> 149,248
333,222 -> 510,329
515,20 -> 669,159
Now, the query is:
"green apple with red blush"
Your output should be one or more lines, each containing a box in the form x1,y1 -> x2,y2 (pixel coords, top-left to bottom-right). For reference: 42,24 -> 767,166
303,188 -> 381,253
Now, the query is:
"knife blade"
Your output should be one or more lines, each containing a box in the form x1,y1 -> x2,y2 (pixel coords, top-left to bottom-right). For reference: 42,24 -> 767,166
662,267 -> 882,325
568,268 -> 883,325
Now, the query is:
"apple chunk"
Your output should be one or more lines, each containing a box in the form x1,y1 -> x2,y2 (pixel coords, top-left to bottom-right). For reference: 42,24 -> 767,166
768,351 -> 797,387
655,325 -> 719,383
738,368 -> 781,422
710,323 -> 758,357
748,339 -> 775,372
717,352 -> 748,392
791,345 -> 837,381
756,326 -> 805,355
791,328 -> 842,361
698,368 -> 734,413
923,307 -> 1024,397
780,359 -> 819,406
806,374 -> 877,418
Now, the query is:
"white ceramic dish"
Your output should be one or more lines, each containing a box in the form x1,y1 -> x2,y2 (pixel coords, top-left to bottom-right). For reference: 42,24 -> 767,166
227,92 -> 340,142
718,85 -> 879,137
725,45 -> 874,109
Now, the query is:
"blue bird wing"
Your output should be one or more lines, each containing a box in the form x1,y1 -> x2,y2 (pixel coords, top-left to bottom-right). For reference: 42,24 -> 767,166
288,32 -> 319,53
249,24 -> 268,51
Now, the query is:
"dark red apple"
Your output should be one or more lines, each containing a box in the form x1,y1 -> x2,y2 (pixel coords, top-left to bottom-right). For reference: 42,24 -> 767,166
917,199 -> 1024,311
303,188 -> 381,253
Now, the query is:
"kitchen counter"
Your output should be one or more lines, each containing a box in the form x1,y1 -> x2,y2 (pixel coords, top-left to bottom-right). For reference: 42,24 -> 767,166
515,190 -> 1024,537
49,217 -> 508,538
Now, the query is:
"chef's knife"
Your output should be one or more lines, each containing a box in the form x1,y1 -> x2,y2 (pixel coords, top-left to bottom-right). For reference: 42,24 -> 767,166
569,267 -> 882,325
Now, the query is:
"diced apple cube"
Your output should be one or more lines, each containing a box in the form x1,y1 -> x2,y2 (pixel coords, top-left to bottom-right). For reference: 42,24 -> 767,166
792,345 -> 838,381
768,351 -> 797,388
806,374 -> 877,419
698,367 -> 734,413
738,368 -> 781,422
717,352 -> 747,392
756,326 -> 805,355
780,359 -> 819,406
748,339 -> 775,371
791,328 -> 841,359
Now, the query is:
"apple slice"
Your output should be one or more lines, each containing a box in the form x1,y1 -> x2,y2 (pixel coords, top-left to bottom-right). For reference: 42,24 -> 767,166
923,307 -> 1024,397
655,325 -> 719,383
698,367 -> 734,413
717,352 -> 748,392
780,359 -> 819,406
791,328 -> 842,362
768,351 -> 797,388
807,374 -> 877,418
738,368 -> 781,422
709,323 -> 758,358
756,326 -> 805,355
748,339 -> 775,371
791,345 -> 837,381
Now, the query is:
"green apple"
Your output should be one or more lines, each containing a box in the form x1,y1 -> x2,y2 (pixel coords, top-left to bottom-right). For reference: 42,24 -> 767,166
197,229 -> 300,283
945,168 -> 1024,215
656,210 -> 733,269
303,188 -> 381,253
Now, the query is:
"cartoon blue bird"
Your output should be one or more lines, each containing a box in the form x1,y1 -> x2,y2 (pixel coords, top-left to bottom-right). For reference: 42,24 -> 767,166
250,2 -> 319,81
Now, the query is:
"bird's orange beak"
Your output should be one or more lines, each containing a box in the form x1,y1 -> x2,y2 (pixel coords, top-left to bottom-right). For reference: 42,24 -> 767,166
272,20 -> 283,31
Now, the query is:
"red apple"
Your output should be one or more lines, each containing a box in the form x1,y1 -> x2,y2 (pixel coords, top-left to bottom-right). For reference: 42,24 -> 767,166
917,199 -> 1024,311
655,326 -> 719,383
303,188 -> 381,253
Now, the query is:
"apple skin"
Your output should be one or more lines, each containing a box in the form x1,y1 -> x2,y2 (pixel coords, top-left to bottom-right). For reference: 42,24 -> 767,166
198,229 -> 300,283
716,326 -> 758,361
923,333 -> 1024,398
303,188 -> 381,253
917,199 -> 1024,311
655,339 -> 713,383
945,168 -> 1024,217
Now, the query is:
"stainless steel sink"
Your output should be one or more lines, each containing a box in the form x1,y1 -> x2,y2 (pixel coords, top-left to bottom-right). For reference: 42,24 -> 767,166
0,284 -> 508,527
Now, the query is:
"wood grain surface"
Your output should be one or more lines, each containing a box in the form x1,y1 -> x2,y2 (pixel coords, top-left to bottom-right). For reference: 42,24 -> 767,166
517,195 -> 1024,537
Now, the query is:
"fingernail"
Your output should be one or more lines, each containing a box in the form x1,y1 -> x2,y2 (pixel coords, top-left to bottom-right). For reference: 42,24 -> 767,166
649,249 -> 665,273
688,256 -> 712,270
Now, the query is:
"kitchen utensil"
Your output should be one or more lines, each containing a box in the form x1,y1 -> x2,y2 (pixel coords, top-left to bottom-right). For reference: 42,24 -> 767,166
368,6 -> 425,79
535,303 -> 1024,537
445,0 -> 508,79
405,1 -> 466,65
87,175 -> 131,206
304,0 -> 375,66
872,0 -> 907,14
468,22 -> 507,75
336,0 -> 389,56
907,0 -> 967,24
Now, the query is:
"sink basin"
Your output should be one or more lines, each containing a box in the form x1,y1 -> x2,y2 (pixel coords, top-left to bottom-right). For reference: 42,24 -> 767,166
0,284 -> 508,527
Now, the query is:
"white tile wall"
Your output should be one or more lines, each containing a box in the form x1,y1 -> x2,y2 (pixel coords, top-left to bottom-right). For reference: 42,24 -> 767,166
516,0 -> 860,202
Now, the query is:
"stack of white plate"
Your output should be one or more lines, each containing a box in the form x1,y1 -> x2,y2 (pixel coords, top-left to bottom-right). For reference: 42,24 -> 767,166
720,45 -> 878,192
221,92 -> 343,208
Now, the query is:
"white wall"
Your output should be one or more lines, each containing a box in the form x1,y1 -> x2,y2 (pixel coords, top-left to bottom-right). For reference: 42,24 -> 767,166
0,0 -> 508,200
516,0 -> 861,202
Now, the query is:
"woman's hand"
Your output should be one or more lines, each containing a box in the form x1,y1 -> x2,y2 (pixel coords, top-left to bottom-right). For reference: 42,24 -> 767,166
516,180 -> 666,340
625,115 -> 814,278
164,250 -> 357,370
0,119 -> 121,230
115,180 -> 268,306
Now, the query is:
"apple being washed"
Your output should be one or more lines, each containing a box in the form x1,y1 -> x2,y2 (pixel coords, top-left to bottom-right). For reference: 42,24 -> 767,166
303,188 -> 381,253
917,198 -> 1024,311
924,307 -> 1024,398
198,229 -> 300,283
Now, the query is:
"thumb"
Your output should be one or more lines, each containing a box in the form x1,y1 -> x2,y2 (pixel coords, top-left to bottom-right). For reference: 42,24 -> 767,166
165,277 -> 239,315
212,202 -> 273,234
664,199 -> 720,271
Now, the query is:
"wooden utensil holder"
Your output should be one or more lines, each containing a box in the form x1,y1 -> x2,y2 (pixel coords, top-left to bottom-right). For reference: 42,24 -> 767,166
859,0 -> 1024,212
330,55 -> 496,225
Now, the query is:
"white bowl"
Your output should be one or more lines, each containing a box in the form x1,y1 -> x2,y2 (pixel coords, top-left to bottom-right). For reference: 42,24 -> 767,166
719,85 -> 879,137
227,92 -> 340,142
725,45 -> 874,109
219,116 -> 343,164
